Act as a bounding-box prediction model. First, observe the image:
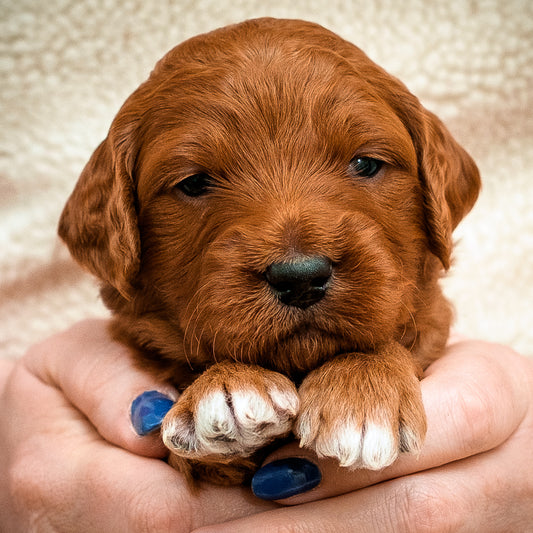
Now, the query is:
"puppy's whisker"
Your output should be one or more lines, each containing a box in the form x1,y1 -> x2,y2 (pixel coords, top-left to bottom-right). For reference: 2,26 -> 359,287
242,340 -> 249,365
182,278 -> 218,365
400,300 -> 419,352
195,325 -> 207,362
211,328 -> 220,364
182,293 -> 203,358
183,311 -> 200,369
181,335 -> 195,372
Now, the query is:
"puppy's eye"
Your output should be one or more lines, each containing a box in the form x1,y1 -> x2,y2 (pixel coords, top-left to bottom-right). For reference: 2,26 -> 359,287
175,173 -> 213,197
349,157 -> 383,178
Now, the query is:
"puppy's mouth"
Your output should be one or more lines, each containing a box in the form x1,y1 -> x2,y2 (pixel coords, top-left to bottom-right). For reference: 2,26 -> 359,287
200,320 -> 364,379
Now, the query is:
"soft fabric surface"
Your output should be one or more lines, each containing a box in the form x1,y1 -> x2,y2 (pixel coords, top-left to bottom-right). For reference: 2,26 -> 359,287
1,0 -> 532,359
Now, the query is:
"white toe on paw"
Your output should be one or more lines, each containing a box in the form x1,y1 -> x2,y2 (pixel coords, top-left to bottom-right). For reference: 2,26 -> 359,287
195,391 -> 239,452
399,425 -> 422,454
161,412 -> 197,454
294,412 -> 314,448
315,422 -> 363,468
299,418 -> 398,470
232,390 -> 275,426
269,386 -> 300,417
231,388 -> 297,446
231,390 -> 278,446
360,422 -> 398,469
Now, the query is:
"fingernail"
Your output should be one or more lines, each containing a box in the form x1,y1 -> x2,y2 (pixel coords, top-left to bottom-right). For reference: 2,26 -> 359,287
252,458 -> 321,500
130,390 -> 174,436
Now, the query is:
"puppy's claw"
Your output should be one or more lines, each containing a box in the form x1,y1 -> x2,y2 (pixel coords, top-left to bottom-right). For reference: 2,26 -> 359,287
399,424 -> 424,454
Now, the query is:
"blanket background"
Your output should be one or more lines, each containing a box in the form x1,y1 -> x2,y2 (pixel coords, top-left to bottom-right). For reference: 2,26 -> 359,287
1,0 -> 532,359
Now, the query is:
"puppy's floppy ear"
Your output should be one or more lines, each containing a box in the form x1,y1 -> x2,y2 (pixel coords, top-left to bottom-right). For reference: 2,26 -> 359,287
414,110 -> 481,269
58,133 -> 140,300
334,39 -> 480,270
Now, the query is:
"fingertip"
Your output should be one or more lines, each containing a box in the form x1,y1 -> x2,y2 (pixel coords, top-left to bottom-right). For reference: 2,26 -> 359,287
119,389 -> 175,458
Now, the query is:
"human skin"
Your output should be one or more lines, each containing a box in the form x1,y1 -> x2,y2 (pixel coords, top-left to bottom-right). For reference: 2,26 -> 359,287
1,320 -> 532,532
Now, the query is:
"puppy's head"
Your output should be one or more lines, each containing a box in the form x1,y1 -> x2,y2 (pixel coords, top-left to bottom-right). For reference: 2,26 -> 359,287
59,18 -> 480,375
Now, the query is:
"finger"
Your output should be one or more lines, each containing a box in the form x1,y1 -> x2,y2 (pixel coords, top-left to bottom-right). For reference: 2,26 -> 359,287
252,339 -> 529,503
0,358 -> 15,391
3,359 -> 274,532
22,319 -> 178,457
195,430 -> 533,533
78,450 -> 277,532
60,444 -> 276,532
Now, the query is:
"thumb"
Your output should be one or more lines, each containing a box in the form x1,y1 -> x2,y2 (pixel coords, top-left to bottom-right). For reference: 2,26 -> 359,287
23,319 -> 178,457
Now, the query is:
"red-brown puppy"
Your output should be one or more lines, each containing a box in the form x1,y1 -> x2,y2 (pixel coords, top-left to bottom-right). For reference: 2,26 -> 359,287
59,18 -> 480,485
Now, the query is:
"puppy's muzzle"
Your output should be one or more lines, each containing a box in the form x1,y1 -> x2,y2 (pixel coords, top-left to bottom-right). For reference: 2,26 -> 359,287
265,255 -> 332,309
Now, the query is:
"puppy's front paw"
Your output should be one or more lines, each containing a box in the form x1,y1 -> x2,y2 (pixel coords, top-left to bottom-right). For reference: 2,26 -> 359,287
295,347 -> 426,470
161,362 -> 299,460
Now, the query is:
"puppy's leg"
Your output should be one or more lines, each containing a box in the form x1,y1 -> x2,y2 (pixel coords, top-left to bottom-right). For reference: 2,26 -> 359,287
162,361 -> 299,484
295,342 -> 426,470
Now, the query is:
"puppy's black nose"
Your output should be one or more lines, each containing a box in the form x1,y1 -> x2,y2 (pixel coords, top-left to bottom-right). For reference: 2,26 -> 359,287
265,256 -> 332,309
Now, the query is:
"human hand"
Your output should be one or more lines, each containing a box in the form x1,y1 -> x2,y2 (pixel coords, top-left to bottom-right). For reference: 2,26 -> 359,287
0,319 -> 275,532
194,337 -> 533,532
3,324 -> 531,532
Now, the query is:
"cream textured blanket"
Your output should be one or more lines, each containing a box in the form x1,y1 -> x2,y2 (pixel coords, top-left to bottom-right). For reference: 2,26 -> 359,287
1,0 -> 532,359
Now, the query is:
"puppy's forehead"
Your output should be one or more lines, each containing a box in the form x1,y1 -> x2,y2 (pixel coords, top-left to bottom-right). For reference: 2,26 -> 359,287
133,19 -> 416,185
154,18 -> 370,78
151,19 -> 389,112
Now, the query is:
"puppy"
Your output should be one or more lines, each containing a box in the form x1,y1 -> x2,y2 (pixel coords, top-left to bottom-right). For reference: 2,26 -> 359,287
59,18 -> 480,485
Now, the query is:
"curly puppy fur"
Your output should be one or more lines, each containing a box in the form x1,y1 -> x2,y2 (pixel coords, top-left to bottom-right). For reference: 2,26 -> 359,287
59,18 -> 480,485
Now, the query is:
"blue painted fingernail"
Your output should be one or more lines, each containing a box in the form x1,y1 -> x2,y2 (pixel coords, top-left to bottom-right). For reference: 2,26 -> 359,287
252,458 -> 321,500
130,390 -> 174,436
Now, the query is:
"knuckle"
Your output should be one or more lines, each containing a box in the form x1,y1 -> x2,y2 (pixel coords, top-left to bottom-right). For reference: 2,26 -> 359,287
22,333 -> 62,372
270,524 -> 315,533
129,488 -> 192,533
454,381 -> 497,455
81,451 -> 190,533
394,481 -> 465,533
8,451 -> 54,523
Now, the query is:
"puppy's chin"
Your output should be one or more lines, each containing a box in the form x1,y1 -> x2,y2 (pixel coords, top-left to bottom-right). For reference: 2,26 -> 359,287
203,326 -> 377,381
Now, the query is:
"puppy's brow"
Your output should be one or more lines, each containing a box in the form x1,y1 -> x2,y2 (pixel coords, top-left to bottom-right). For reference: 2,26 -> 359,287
138,148 -> 221,195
